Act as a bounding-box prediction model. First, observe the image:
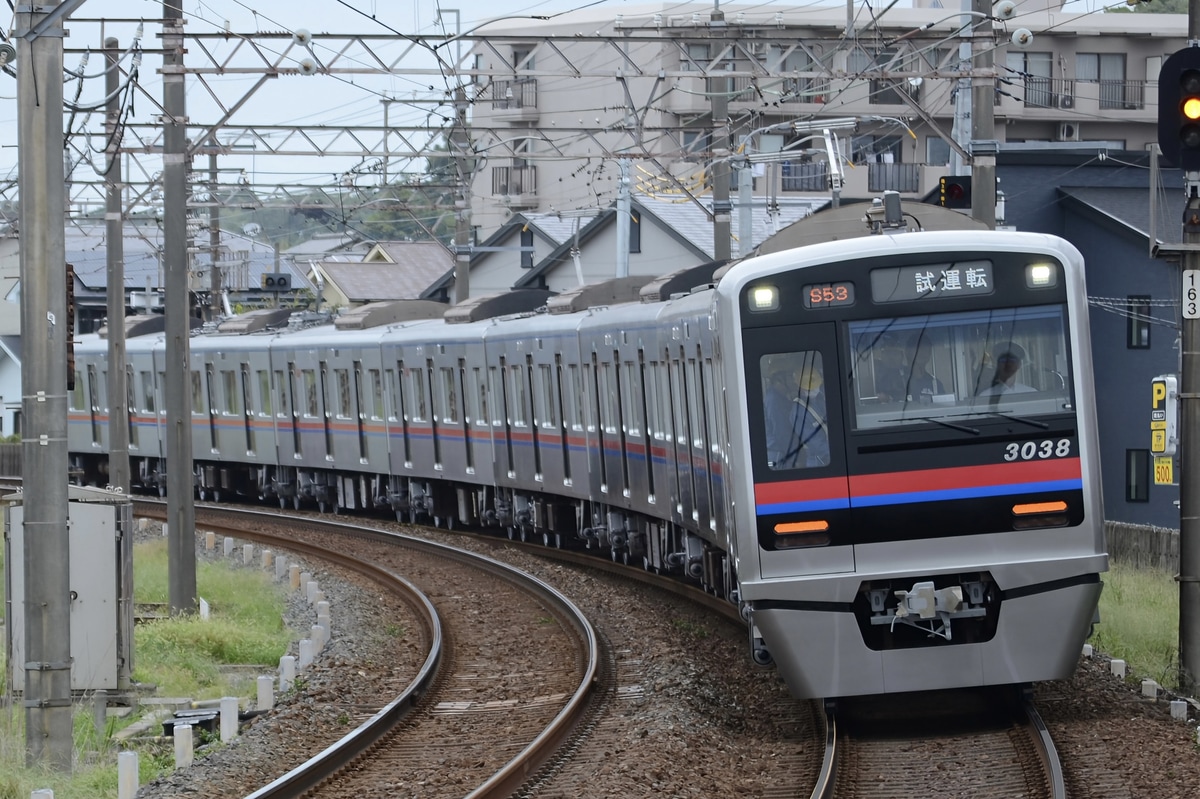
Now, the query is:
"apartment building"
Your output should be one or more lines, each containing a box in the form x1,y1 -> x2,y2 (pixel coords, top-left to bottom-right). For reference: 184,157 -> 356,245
465,1 -> 1185,237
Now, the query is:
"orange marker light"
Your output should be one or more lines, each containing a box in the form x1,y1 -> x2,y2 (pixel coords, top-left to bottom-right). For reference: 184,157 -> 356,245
774,520 -> 829,534
1012,501 -> 1067,515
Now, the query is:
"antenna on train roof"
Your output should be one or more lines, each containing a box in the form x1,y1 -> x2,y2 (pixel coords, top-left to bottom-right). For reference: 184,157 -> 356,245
863,191 -> 909,235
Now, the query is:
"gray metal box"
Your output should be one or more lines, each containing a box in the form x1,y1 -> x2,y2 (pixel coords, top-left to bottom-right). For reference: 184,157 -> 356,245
4,485 -> 134,694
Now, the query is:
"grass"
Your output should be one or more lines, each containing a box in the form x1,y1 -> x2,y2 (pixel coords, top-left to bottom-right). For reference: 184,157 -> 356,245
1091,560 -> 1182,690
0,536 -> 295,799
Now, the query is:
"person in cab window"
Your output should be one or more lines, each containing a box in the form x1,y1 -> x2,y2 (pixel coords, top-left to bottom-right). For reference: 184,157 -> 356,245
978,343 -> 1036,396
873,335 -> 908,403
903,335 -> 945,403
765,356 -> 830,470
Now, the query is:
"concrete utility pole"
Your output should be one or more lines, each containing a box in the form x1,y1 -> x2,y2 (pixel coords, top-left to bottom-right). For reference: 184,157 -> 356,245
1176,0 -> 1200,695
969,0 -> 997,228
163,0 -> 198,615
208,134 -> 222,321
616,159 -> 631,277
106,37 -> 130,494
710,4 -> 731,261
16,0 -> 72,770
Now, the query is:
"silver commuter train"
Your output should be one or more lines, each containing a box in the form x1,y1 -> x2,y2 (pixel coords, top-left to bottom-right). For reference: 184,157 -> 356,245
68,229 -> 1106,699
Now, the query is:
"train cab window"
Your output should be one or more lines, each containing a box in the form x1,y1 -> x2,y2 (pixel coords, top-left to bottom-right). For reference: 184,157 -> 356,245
848,306 -> 1074,430
761,351 -> 830,470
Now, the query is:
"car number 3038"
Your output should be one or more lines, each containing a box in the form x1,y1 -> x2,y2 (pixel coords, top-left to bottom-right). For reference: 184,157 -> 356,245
1004,439 -> 1072,461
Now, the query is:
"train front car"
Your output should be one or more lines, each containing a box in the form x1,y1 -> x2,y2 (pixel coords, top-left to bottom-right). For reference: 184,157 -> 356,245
717,230 -> 1107,699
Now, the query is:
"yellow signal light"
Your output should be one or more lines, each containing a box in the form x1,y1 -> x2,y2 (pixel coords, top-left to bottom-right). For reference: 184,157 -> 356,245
1184,96 -> 1200,121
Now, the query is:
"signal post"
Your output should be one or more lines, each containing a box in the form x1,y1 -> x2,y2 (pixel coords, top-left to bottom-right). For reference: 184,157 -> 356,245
1160,34 -> 1200,693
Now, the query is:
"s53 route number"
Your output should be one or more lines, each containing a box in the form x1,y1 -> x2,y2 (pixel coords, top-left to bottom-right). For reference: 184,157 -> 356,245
1004,439 -> 1072,461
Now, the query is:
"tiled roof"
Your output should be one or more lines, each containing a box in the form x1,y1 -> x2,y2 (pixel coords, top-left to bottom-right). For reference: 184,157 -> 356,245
317,243 -> 452,301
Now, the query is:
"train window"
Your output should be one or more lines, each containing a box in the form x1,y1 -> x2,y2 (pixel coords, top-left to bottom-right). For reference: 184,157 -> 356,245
258,371 -> 272,416
275,370 -> 289,417
385,369 -> 398,421
440,367 -> 458,423
335,369 -> 351,418
538,364 -> 557,429
622,361 -> 642,437
369,369 -> 384,420
489,367 -> 502,425
69,370 -> 85,411
302,369 -> 319,417
190,371 -> 204,413
222,371 -> 239,415
141,371 -> 155,413
598,362 -> 617,434
670,360 -> 686,444
847,305 -> 1073,430
410,368 -> 428,422
508,364 -> 528,426
688,359 -> 704,449
470,367 -> 486,426
565,364 -> 583,431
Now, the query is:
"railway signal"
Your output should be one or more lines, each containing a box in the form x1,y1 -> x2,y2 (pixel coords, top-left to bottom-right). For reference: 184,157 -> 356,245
261,272 -> 292,291
938,175 -> 971,209
1158,46 -> 1200,172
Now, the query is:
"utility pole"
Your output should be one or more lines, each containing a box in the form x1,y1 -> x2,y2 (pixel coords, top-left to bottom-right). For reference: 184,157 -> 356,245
106,37 -> 130,494
969,0 -> 997,228
710,2 -> 731,261
616,159 -> 631,277
208,134 -> 222,321
163,0 -> 198,616
17,0 -> 72,770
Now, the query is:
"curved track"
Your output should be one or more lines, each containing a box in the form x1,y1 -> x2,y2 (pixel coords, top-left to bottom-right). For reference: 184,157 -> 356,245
139,503 -> 600,798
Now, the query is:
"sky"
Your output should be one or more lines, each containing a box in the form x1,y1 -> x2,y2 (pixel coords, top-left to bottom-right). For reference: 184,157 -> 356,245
0,0 -> 1120,215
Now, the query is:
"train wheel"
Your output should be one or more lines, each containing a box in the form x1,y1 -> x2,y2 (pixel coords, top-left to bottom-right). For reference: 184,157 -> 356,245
279,498 -> 287,510
318,501 -> 327,513
507,526 -> 517,540
445,516 -> 455,531
293,496 -> 301,510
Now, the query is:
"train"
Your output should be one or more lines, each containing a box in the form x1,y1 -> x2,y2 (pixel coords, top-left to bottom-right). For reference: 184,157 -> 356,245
67,228 -> 1107,700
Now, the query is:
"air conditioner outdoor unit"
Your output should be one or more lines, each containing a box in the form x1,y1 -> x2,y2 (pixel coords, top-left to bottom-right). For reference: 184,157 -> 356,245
1056,122 -> 1080,142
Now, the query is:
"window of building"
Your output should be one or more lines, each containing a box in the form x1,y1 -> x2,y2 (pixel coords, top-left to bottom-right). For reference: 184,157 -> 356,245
1077,52 -> 1129,109
1127,295 -> 1150,349
1006,51 -> 1054,108
520,226 -> 534,269
1126,449 -> 1150,502
629,209 -> 641,253
926,136 -> 950,167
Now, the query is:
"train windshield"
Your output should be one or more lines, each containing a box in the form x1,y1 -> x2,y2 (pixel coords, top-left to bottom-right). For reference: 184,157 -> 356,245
847,304 -> 1073,430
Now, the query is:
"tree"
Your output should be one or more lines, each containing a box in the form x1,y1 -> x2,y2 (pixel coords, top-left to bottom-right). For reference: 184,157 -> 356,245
1107,0 -> 1187,13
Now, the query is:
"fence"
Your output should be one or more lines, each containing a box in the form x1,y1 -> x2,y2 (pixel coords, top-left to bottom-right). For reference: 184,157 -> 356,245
1106,520 -> 1179,574
0,443 -> 17,477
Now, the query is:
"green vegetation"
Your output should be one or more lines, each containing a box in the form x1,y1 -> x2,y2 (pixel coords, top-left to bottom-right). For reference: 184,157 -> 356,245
1093,560 -> 1181,689
0,536 -> 294,799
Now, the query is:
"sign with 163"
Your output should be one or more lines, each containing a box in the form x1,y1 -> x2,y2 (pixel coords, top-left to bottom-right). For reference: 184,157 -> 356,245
1186,270 -> 1200,319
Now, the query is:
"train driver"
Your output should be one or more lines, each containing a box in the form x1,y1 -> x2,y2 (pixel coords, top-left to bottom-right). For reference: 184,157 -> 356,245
765,354 -> 830,469
977,342 -> 1036,396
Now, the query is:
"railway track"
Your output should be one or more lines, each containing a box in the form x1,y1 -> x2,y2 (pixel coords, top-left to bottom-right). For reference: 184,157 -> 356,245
138,502 -> 600,798
826,687 -> 1065,799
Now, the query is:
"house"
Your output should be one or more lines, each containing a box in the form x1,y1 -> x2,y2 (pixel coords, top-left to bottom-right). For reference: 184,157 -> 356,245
307,240 -> 452,311
424,192 -> 825,300
0,335 -> 18,437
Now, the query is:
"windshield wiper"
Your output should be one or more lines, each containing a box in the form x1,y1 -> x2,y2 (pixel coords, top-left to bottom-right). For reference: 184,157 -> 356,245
878,415 -> 981,434
987,412 -> 1050,430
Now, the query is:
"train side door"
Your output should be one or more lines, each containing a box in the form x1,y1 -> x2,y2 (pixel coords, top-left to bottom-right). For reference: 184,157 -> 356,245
742,323 -> 854,578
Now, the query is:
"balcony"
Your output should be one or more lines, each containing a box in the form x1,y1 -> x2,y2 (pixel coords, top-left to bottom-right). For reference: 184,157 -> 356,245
491,165 -> 538,208
490,78 -> 539,123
